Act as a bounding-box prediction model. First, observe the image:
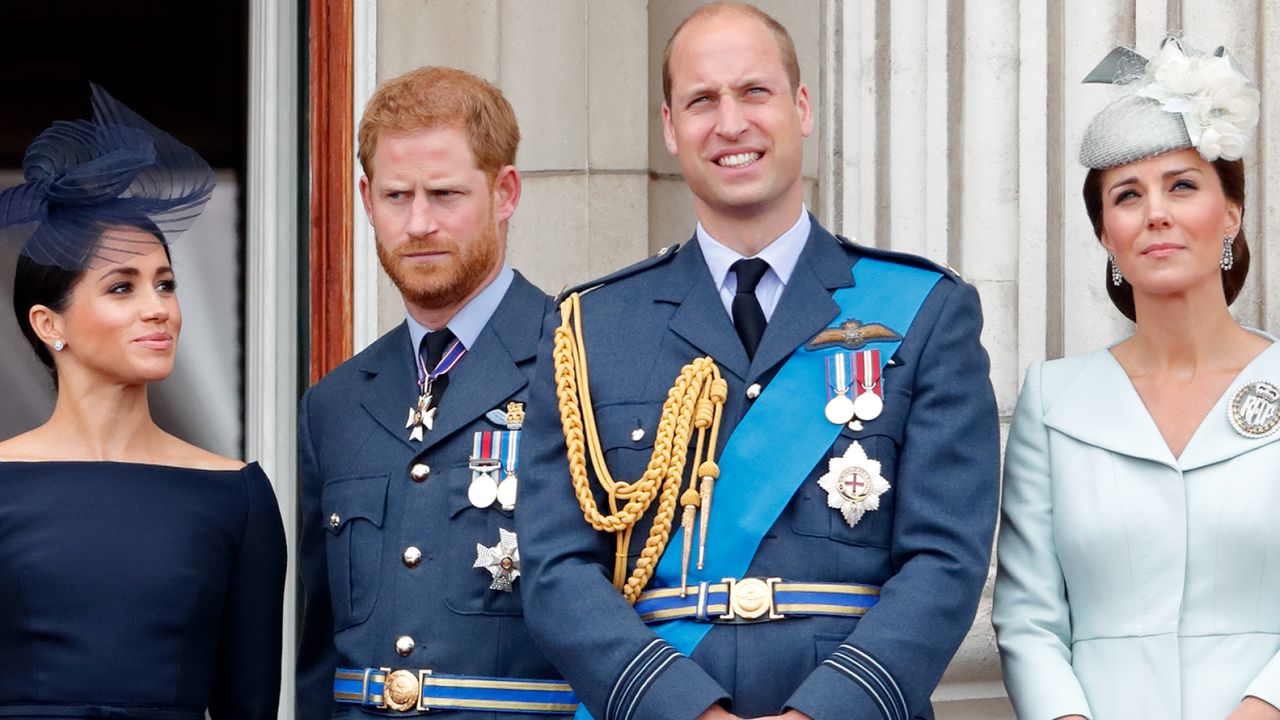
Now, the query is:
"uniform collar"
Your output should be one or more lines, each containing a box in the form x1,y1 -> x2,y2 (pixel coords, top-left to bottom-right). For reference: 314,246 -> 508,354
405,263 -> 514,355
695,206 -> 809,293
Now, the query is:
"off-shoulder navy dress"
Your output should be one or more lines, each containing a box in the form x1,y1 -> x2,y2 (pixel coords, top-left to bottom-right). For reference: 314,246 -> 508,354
0,461 -> 287,719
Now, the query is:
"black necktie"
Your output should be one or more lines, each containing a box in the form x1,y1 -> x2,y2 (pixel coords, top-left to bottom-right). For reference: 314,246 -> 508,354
419,328 -> 457,401
731,258 -> 769,360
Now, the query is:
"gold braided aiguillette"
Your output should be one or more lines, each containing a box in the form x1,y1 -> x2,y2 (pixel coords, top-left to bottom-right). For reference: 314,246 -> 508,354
554,292 -> 727,603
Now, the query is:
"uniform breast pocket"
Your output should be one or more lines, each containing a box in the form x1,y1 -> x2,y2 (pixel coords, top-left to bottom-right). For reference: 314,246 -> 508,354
323,473 -> 389,629
443,463 -> 526,617
594,401 -> 661,483
792,395 -> 907,551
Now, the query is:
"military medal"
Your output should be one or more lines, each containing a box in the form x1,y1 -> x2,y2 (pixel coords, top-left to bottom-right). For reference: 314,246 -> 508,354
823,352 -> 856,425
496,428 -> 520,511
474,528 -> 520,592
817,441 -> 890,528
470,401 -> 525,511
406,336 -> 467,442
469,430 -> 503,508
1229,380 -> 1280,439
852,349 -> 884,421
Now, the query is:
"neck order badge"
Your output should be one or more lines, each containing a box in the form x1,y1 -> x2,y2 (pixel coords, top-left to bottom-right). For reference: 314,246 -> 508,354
407,336 -> 466,442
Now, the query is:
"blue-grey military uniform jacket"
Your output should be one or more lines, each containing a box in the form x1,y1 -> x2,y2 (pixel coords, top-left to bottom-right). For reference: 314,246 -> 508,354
298,272 -> 567,718
517,221 -> 1000,720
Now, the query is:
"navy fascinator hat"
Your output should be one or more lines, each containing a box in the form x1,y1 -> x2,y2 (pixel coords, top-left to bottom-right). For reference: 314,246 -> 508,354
0,84 -> 215,269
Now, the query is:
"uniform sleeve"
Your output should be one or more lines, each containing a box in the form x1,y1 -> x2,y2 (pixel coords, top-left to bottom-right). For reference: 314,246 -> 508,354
296,390 -> 343,718
517,312 -> 730,720
785,280 -> 1000,720
208,464 -> 288,720
990,361 -> 1092,719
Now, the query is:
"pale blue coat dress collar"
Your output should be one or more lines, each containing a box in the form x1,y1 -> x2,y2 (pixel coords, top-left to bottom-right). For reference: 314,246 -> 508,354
1043,330 -> 1280,470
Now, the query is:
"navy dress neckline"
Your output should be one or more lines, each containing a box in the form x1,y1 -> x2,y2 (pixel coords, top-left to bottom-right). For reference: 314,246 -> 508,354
0,460 -> 286,719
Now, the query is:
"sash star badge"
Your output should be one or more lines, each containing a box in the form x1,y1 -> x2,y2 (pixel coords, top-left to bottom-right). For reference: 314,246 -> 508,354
475,528 -> 520,592
817,441 -> 890,528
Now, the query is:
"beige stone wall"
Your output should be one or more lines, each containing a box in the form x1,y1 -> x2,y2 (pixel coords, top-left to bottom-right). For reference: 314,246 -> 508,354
363,1 -> 1280,716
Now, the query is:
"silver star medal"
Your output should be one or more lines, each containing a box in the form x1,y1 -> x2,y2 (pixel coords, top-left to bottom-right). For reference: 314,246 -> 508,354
405,388 -> 437,442
474,528 -> 521,592
817,441 -> 890,528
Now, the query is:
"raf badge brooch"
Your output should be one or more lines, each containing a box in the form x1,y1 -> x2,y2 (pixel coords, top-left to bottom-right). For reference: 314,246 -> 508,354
1229,380 -> 1280,439
809,318 -> 900,528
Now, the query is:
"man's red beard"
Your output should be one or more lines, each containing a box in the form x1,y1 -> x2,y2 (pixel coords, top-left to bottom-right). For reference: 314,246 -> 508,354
376,218 -> 502,311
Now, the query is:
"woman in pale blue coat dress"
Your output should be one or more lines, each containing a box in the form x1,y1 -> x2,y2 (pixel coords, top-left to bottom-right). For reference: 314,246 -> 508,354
994,39 -> 1280,720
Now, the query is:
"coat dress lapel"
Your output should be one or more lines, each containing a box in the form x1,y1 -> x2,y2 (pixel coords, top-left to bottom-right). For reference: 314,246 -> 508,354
1179,339 -> 1280,471
1043,338 -> 1280,471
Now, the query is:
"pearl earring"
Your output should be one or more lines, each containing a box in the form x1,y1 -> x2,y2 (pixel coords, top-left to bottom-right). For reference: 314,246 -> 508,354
53,340 -> 66,352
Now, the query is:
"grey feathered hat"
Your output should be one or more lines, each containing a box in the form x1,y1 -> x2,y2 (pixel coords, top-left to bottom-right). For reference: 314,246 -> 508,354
1079,38 -> 1260,170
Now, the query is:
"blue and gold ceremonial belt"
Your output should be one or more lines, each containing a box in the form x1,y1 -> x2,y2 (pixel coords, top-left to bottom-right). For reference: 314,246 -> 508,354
634,578 -> 880,624
334,667 -> 578,714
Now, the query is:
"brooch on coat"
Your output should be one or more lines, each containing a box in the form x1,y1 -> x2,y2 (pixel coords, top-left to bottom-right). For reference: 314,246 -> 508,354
1229,380 -> 1280,439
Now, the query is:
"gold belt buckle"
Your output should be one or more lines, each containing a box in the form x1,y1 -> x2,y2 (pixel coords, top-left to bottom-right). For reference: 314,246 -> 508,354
379,667 -> 434,712
719,576 -> 784,621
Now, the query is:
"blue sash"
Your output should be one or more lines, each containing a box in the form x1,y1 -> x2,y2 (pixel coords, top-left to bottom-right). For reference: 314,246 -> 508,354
577,257 -> 941,719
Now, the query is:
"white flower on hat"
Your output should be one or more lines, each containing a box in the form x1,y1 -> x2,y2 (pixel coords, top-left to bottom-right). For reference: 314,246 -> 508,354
1135,40 -> 1260,162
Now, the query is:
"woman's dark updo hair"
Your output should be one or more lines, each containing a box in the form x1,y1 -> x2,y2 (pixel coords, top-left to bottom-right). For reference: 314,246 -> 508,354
11,220 -> 171,377
1082,157 -> 1249,322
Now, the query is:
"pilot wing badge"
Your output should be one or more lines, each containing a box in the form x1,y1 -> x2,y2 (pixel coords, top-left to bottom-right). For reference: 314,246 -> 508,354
806,318 -> 901,351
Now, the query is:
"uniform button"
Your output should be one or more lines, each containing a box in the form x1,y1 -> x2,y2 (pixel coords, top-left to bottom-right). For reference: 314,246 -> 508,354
410,463 -> 430,481
329,512 -> 341,529
395,635 -> 415,656
403,546 -> 422,568
630,427 -> 645,442
746,383 -> 762,400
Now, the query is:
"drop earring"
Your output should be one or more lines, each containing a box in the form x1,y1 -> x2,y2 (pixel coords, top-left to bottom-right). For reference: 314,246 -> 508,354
1109,253 -> 1123,286
1221,235 -> 1235,271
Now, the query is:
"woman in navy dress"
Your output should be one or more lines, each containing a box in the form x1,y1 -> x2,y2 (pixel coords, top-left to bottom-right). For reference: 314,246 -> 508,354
0,85 -> 286,719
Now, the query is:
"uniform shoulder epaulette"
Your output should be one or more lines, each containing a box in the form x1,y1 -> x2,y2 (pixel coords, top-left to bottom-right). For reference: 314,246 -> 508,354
555,243 -> 682,302
836,234 -> 962,281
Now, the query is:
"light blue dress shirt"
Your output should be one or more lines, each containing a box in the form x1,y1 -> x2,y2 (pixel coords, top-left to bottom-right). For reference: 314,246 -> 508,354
405,263 -> 514,360
695,207 -> 810,322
